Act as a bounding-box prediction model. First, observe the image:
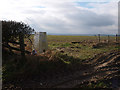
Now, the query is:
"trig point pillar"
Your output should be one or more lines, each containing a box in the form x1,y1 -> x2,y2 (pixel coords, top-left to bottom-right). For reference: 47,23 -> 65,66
33,32 -> 48,53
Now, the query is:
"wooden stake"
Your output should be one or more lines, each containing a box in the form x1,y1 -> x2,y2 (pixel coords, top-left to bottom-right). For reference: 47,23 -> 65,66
98,34 -> 100,43
108,35 -> 109,43
19,33 -> 25,58
116,34 -> 118,43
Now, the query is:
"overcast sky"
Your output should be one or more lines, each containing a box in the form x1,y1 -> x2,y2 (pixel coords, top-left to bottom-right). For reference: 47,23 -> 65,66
0,0 -> 119,35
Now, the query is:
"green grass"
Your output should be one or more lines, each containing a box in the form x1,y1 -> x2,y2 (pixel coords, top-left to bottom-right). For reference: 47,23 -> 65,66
47,35 -> 116,43
28,35 -> 119,60
47,35 -> 118,60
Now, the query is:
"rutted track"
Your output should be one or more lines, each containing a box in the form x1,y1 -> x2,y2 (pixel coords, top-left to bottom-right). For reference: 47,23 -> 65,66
47,50 -> 120,88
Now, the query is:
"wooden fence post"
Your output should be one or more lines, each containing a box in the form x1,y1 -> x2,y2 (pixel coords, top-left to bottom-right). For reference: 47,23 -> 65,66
98,34 -> 100,43
19,33 -> 25,58
116,34 -> 118,43
118,35 -> 120,43
94,35 -> 97,42
108,35 -> 109,43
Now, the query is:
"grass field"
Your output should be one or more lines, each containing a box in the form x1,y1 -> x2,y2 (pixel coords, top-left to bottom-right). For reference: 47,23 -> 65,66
25,35 -> 119,60
46,35 -> 119,60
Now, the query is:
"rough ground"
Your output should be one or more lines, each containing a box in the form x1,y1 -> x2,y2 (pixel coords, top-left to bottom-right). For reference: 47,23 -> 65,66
3,50 -> 120,89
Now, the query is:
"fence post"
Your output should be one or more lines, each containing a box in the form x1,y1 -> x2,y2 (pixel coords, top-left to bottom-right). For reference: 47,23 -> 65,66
94,35 -> 97,43
116,34 -> 118,43
19,32 -> 25,58
118,35 -> 120,43
98,34 -> 100,43
108,35 -> 109,43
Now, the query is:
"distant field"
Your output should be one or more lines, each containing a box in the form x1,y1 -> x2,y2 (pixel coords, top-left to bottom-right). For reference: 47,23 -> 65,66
25,35 -> 119,60
47,35 -> 115,43
47,35 -> 118,60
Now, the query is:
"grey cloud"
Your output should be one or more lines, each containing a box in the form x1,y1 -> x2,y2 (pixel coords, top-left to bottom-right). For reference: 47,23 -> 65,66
23,2 -> 117,35
66,9 -> 115,27
84,14 -> 115,27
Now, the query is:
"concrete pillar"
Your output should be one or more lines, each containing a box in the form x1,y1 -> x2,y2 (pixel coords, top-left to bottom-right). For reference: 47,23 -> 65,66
33,32 -> 48,53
